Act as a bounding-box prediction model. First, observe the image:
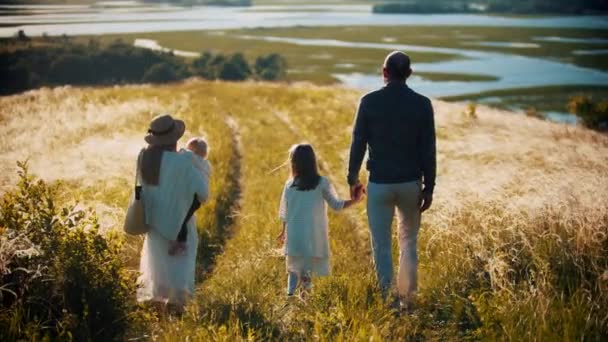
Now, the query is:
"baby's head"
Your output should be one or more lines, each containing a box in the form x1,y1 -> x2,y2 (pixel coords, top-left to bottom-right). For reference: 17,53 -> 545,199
186,137 -> 209,159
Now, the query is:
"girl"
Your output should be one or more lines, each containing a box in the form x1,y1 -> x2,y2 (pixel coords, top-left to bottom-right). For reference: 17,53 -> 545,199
277,144 -> 363,298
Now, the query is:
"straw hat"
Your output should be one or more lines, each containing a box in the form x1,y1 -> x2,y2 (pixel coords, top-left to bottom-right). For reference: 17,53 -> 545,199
144,114 -> 185,146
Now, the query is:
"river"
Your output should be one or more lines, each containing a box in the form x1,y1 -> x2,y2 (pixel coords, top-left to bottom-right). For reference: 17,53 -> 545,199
2,3 -> 608,122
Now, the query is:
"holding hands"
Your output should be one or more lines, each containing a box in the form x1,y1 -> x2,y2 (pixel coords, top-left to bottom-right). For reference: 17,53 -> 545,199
350,181 -> 366,203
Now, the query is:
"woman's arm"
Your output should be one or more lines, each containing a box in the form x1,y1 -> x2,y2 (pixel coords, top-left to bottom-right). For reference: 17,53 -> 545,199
277,222 -> 286,246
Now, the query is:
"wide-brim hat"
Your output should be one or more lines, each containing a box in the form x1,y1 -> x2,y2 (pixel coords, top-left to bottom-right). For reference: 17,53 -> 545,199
144,114 -> 185,146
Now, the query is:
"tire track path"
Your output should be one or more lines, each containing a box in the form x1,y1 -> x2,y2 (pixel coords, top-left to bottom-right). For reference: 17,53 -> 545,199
195,116 -> 243,282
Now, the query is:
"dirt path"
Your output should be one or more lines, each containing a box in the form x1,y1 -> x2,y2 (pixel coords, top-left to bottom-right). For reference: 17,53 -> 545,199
195,116 -> 243,282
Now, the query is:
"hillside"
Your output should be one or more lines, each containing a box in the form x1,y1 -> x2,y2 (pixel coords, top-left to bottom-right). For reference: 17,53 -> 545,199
1,80 -> 607,340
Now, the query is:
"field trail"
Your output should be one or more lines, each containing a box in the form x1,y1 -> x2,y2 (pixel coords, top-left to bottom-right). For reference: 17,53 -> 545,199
1,80 -> 607,339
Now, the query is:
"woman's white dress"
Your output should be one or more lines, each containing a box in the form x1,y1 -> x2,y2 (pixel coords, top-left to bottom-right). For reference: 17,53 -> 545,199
137,151 -> 209,305
279,176 -> 345,276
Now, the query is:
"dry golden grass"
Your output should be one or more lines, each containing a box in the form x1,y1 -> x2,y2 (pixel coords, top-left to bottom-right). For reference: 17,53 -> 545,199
0,79 -> 606,340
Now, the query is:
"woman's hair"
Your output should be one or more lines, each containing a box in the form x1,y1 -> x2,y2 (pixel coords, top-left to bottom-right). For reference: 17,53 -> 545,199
289,144 -> 321,191
141,143 -> 177,185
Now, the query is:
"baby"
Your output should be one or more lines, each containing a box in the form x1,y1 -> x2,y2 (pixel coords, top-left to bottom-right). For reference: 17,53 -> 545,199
169,137 -> 211,256
183,137 -> 211,179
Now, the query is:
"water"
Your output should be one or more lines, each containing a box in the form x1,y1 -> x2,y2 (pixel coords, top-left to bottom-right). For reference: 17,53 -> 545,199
466,41 -> 541,48
532,36 -> 608,44
133,38 -> 199,57
1,3 -> 606,123
1,4 -> 608,37
231,35 -> 608,97
572,49 -> 608,55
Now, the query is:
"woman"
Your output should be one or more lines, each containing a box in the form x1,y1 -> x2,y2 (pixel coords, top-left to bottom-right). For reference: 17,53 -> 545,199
136,114 -> 209,312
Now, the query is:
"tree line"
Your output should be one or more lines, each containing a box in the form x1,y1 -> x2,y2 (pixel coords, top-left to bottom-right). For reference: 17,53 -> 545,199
373,0 -> 608,15
0,32 -> 287,95
141,0 -> 252,6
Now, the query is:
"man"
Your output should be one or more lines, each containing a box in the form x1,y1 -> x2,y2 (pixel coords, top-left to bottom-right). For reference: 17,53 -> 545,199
347,51 -> 436,309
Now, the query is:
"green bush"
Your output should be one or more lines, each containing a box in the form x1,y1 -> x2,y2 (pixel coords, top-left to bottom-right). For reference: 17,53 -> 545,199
0,36 -> 287,94
48,54 -> 96,85
142,62 -> 180,83
254,53 -> 287,81
568,95 -> 608,130
192,51 -> 228,80
193,51 -> 252,81
219,53 -> 252,81
0,162 -> 149,341
373,1 -> 469,14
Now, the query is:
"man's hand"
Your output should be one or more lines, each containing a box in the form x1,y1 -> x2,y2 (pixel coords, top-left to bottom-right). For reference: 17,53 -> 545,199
352,185 -> 365,202
420,189 -> 433,212
350,181 -> 365,199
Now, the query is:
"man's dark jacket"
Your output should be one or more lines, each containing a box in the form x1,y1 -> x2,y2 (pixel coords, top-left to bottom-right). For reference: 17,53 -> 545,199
347,82 -> 436,194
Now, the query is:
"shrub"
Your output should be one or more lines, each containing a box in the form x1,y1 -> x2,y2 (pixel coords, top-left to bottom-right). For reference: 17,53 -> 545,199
192,51 -> 231,80
15,30 -> 29,42
0,63 -> 33,94
48,54 -> 96,85
568,95 -> 608,130
142,62 -> 180,83
524,107 -> 544,120
464,102 -> 478,120
219,53 -> 251,81
0,37 -> 286,94
254,53 -> 287,81
373,1 -> 469,14
0,162 -> 148,341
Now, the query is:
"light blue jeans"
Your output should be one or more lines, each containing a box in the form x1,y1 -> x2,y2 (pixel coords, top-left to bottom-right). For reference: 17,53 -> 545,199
367,181 -> 421,299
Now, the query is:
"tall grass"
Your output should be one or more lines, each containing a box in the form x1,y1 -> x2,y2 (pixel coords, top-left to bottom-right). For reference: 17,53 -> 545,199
1,80 -> 606,340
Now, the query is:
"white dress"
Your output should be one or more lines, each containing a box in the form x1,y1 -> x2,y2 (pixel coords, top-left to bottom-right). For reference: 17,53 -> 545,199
279,176 -> 345,276
137,151 -> 209,305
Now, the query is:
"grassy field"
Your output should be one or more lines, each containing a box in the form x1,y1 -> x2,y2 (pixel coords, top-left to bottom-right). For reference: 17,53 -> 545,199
1,79 -> 607,340
441,85 -> 608,113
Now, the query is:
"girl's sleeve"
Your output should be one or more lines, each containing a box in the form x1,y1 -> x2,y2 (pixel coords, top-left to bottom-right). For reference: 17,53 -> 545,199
279,182 -> 288,222
321,177 -> 345,211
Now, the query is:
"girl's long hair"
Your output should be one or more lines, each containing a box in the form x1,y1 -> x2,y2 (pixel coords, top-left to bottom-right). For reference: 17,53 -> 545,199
289,144 -> 321,191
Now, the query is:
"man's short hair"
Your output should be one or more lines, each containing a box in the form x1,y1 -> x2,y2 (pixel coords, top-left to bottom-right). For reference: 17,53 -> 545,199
384,51 -> 411,80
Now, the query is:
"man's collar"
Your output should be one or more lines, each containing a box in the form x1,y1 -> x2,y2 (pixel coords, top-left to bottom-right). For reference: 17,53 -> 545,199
384,80 -> 408,88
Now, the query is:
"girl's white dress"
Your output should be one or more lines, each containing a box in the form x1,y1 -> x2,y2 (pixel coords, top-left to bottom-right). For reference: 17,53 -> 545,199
279,176 -> 345,276
137,151 -> 209,305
